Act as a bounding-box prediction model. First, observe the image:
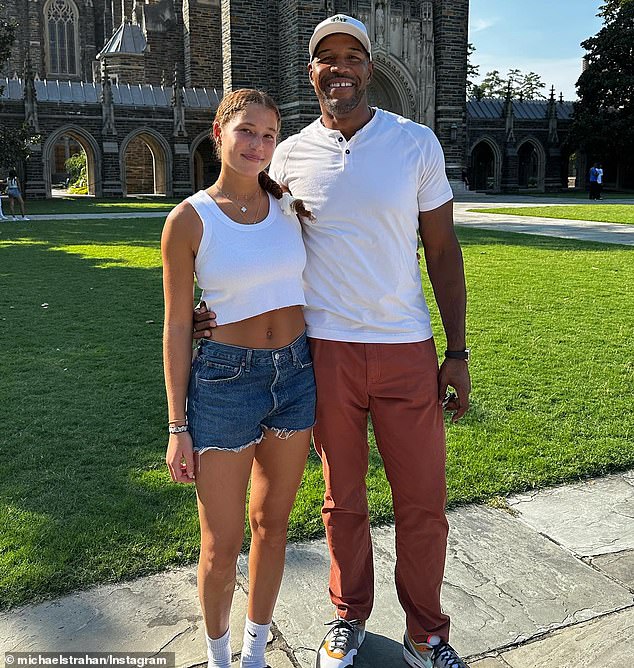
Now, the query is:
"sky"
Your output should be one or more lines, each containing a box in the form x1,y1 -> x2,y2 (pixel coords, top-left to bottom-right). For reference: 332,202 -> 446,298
468,0 -> 604,100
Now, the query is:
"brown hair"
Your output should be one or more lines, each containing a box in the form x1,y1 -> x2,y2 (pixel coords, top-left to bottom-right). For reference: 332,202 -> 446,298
212,89 -> 313,221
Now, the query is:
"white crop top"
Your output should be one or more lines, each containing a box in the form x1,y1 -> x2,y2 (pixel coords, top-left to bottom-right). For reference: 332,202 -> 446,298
186,190 -> 307,326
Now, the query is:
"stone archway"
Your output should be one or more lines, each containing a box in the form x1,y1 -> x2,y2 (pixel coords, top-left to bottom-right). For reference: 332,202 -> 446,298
42,125 -> 101,197
470,138 -> 501,191
120,129 -> 172,197
190,131 -> 218,192
368,67 -> 404,116
367,56 -> 416,120
517,138 -> 546,191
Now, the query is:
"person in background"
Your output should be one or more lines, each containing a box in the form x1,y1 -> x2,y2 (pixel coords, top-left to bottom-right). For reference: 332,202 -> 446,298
6,169 -> 29,220
596,163 -> 604,199
588,163 -> 600,200
0,177 -> 8,220
162,88 -> 316,668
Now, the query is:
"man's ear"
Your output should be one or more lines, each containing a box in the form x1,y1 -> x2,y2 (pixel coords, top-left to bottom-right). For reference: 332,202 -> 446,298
367,61 -> 374,82
308,61 -> 315,85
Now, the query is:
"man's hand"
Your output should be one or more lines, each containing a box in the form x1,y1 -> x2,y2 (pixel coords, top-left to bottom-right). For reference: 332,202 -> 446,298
438,358 -> 471,423
193,300 -> 217,339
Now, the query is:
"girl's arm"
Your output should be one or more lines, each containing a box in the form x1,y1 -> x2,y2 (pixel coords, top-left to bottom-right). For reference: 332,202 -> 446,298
161,202 -> 201,482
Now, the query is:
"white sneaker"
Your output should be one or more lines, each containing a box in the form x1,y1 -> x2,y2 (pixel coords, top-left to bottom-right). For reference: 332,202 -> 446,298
22,217 -> 29,221
316,618 -> 365,667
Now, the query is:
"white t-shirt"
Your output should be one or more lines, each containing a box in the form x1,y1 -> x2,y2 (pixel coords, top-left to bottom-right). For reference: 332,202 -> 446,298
269,108 -> 453,343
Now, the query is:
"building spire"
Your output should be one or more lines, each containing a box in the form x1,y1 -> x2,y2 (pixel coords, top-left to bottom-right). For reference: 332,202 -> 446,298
101,61 -> 117,136
23,53 -> 40,132
172,63 -> 187,138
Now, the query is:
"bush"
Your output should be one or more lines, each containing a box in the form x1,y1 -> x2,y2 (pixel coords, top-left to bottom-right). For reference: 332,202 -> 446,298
65,152 -> 87,192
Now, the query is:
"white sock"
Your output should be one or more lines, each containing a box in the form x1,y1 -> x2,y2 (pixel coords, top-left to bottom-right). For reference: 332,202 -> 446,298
240,617 -> 271,668
206,627 -> 232,668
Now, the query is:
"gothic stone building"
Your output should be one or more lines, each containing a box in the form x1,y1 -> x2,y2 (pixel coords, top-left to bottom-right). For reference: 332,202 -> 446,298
0,0 -> 472,198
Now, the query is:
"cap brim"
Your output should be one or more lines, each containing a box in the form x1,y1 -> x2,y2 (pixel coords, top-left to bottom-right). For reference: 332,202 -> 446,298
309,24 -> 372,59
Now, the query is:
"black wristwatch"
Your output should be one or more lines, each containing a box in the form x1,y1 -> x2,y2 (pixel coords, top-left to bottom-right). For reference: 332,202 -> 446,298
445,348 -> 470,362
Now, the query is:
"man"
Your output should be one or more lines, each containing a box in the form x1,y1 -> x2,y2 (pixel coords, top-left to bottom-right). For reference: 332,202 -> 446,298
195,15 -> 471,668
589,163 -> 599,200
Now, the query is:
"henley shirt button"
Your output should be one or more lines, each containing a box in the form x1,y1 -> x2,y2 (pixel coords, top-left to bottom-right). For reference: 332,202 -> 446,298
345,149 -> 350,154
338,137 -> 343,142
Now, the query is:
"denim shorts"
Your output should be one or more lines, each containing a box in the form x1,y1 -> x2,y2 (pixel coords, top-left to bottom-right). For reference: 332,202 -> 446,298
187,332 -> 316,453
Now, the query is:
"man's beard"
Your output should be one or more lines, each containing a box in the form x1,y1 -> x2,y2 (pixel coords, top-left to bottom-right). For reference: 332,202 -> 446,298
316,80 -> 367,115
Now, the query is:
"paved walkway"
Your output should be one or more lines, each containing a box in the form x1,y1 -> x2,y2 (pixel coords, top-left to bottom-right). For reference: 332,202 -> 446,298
453,198 -> 634,246
1,471 -> 633,667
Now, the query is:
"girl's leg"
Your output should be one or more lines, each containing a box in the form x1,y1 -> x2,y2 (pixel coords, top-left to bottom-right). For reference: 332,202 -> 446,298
196,446 -> 256,657
18,196 -> 26,217
247,428 -> 310,623
239,428 -> 310,668
9,197 -> 15,216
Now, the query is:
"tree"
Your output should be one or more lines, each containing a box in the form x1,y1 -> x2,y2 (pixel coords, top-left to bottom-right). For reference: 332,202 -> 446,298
570,0 -> 634,174
0,2 -> 39,172
0,2 -> 16,95
65,152 -> 88,194
469,67 -> 546,100
466,43 -> 480,92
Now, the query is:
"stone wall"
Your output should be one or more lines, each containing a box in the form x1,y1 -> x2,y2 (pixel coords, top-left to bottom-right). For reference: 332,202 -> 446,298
434,0 -> 469,184
183,0 -> 222,88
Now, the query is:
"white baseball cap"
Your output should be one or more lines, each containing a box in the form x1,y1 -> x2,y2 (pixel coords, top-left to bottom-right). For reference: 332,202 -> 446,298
309,14 -> 372,60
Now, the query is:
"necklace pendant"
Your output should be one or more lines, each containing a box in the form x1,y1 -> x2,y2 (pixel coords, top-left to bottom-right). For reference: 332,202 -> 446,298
240,206 -> 247,213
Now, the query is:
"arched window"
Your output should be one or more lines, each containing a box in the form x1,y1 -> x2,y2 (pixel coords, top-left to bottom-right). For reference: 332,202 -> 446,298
45,0 -> 79,76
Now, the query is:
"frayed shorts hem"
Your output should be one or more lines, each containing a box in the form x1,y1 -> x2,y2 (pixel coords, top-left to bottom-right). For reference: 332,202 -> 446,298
194,422 -> 314,455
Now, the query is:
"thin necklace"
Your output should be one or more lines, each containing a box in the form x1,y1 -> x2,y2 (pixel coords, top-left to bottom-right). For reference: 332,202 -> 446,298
214,186 -> 265,224
215,185 -> 259,213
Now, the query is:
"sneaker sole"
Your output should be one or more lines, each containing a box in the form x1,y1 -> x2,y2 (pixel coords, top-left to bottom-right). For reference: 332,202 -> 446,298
403,641 -> 433,668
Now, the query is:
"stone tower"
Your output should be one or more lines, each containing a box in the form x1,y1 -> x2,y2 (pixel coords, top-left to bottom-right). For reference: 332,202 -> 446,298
219,0 -> 469,184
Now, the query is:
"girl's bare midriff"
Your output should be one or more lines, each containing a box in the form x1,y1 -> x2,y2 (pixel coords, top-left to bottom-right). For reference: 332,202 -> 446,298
209,305 -> 306,349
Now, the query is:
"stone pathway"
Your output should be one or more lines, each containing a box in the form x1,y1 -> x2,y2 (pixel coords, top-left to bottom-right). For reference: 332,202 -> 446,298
453,199 -> 634,246
1,471 -> 632,667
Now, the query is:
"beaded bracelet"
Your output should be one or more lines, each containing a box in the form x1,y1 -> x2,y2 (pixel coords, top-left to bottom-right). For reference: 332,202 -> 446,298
168,424 -> 189,434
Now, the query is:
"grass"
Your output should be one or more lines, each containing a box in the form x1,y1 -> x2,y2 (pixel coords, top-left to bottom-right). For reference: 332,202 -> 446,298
468,204 -> 634,225
524,190 -> 634,199
1,196 -> 179,216
1,218 -> 633,609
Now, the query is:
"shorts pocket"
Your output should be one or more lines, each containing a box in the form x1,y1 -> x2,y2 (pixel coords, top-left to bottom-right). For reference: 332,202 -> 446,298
292,345 -> 313,369
196,358 -> 244,384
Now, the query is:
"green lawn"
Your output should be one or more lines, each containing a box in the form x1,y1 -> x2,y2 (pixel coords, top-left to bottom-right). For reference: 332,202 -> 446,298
524,190 -> 634,200
468,204 -> 634,225
2,196 -> 179,216
1,219 -> 633,609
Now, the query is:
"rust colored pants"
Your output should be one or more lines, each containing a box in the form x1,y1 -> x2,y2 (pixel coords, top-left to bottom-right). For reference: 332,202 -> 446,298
309,337 -> 450,642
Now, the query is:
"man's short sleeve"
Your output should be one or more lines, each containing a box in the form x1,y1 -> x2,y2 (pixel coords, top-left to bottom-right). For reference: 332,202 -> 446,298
416,127 -> 454,212
269,142 -> 289,186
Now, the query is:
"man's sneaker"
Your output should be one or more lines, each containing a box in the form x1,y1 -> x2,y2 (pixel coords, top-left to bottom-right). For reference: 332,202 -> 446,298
403,632 -> 469,668
316,617 -> 365,667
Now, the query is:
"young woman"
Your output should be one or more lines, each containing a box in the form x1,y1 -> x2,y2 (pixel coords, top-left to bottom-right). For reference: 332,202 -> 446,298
6,169 -> 29,220
162,89 -> 315,668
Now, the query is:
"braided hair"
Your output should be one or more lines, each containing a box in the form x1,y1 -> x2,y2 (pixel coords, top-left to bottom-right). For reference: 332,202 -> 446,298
212,89 -> 313,221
